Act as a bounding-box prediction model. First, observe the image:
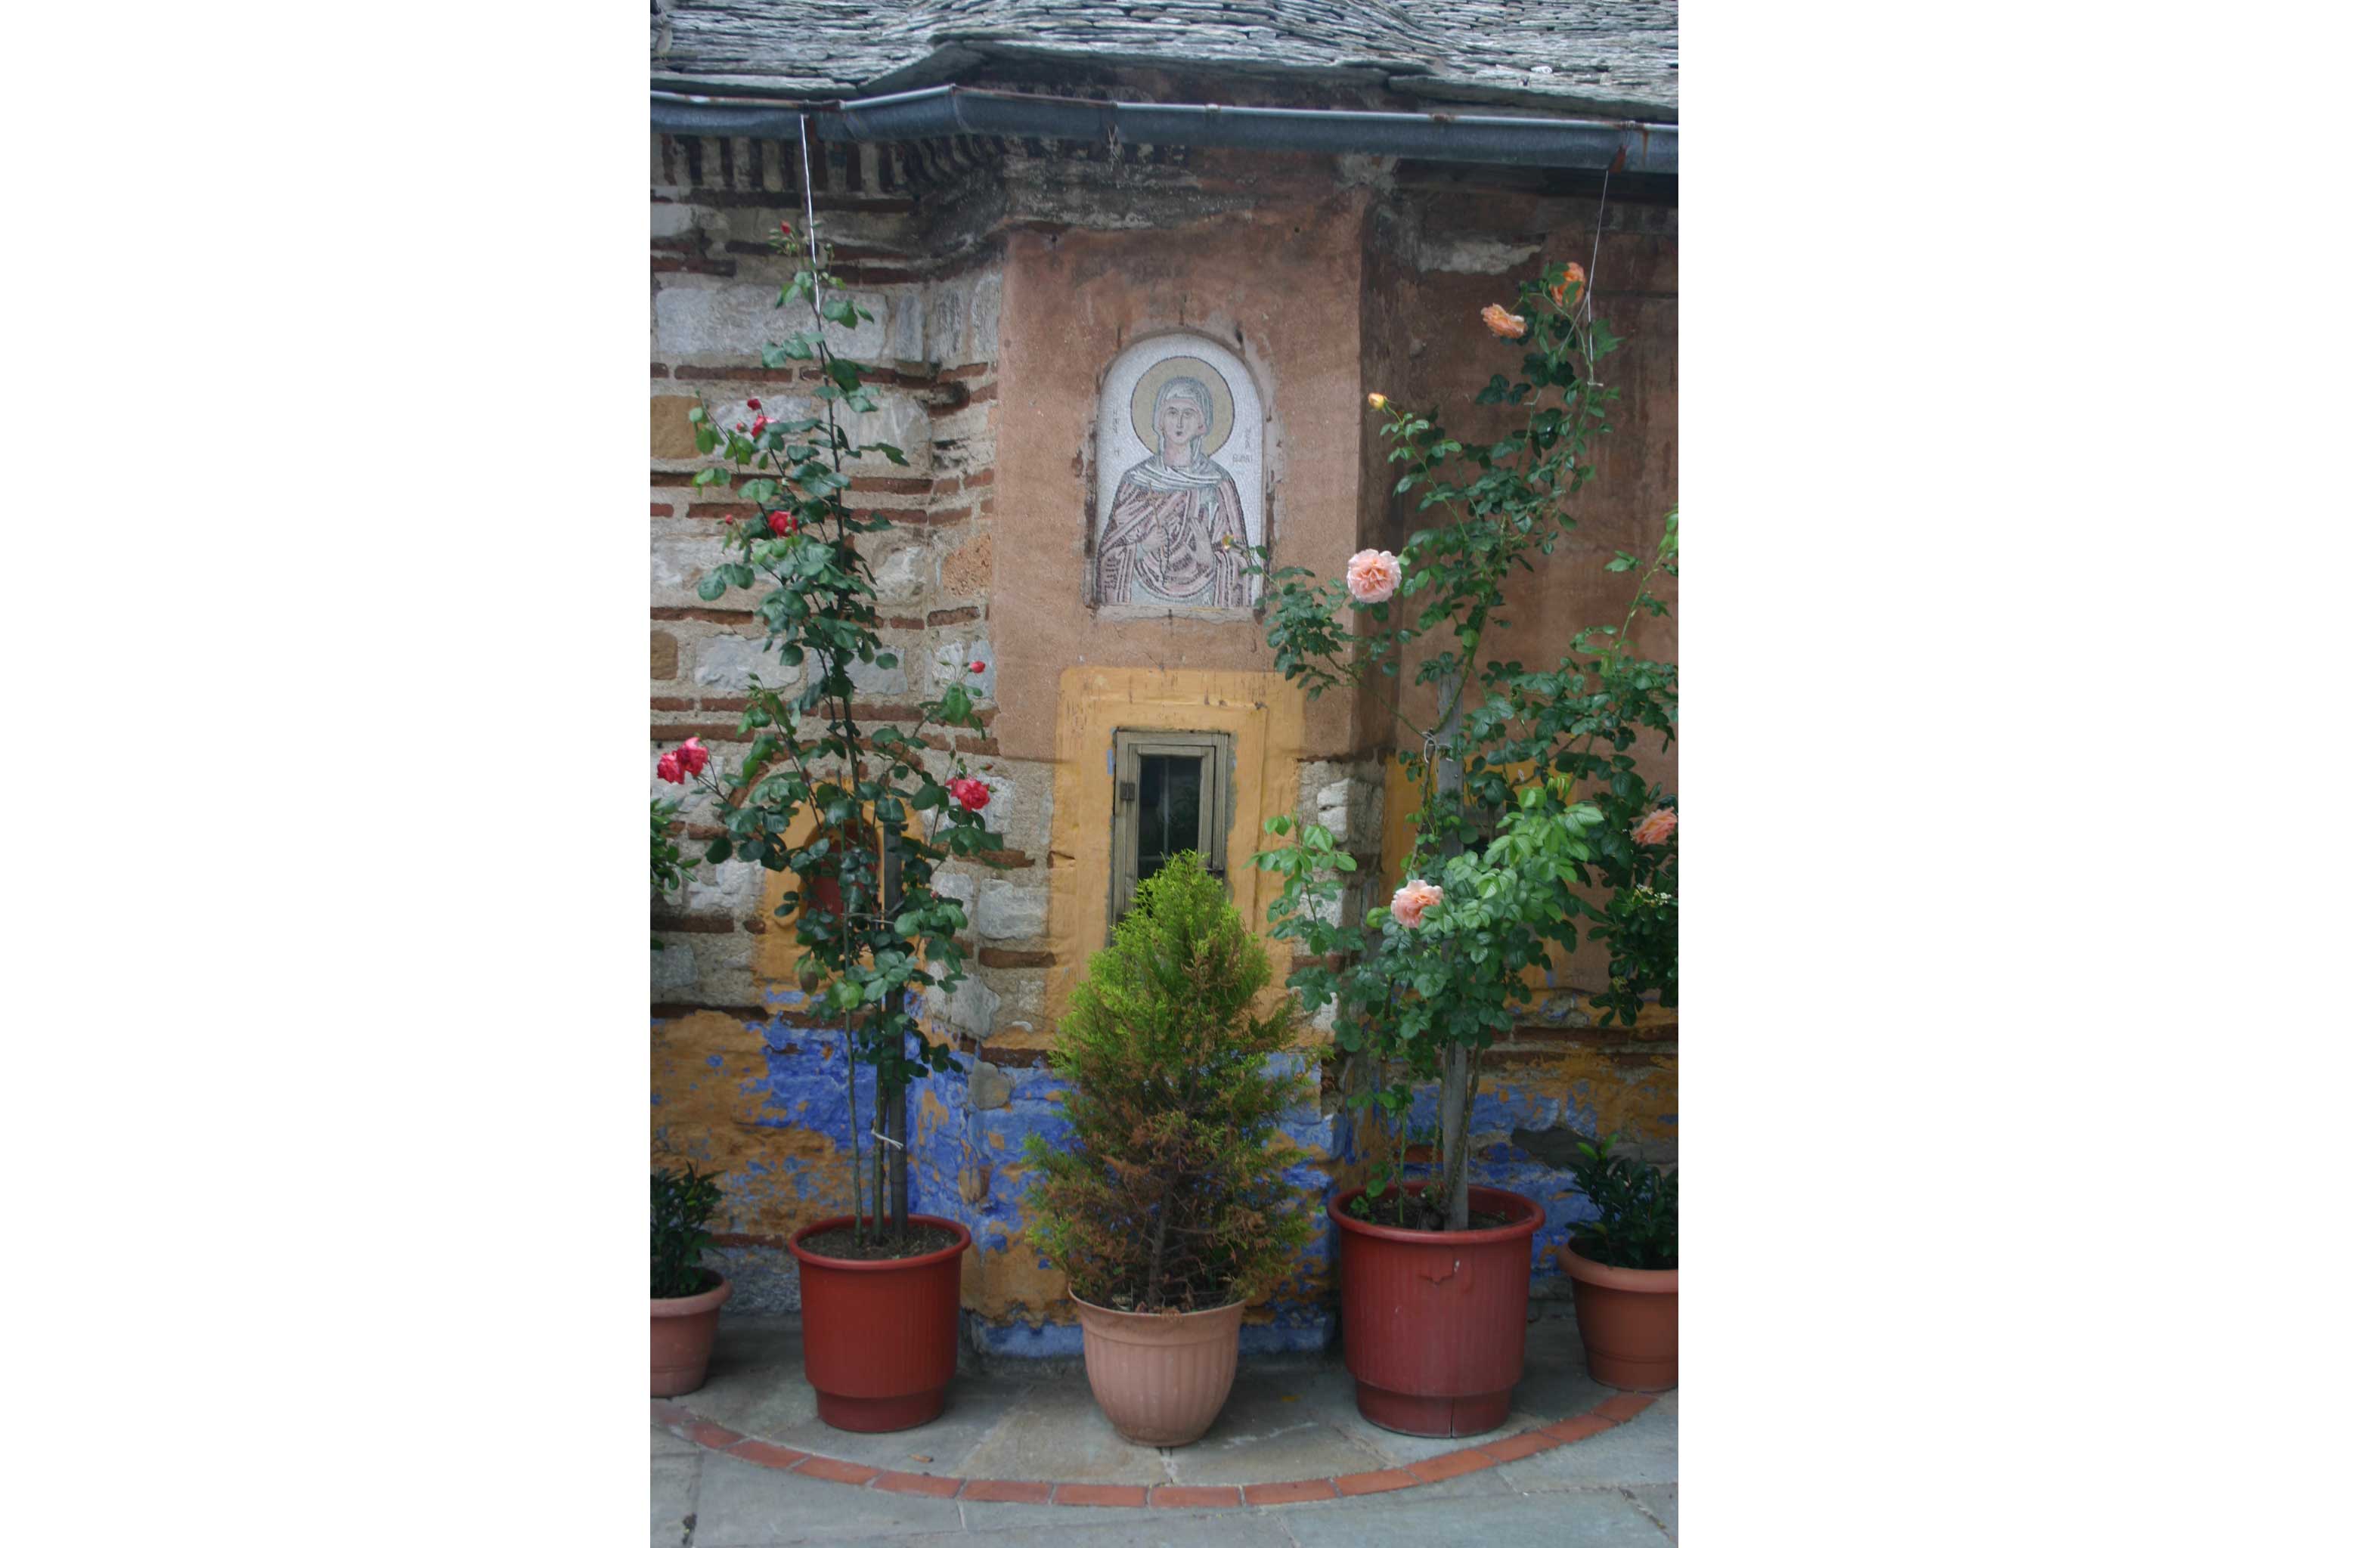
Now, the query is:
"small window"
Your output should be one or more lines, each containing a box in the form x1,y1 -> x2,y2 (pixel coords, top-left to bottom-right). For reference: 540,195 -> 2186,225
1111,730 -> 1232,921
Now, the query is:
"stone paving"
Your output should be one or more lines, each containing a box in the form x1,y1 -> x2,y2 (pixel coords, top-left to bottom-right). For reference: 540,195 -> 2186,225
653,1312 -> 1678,1545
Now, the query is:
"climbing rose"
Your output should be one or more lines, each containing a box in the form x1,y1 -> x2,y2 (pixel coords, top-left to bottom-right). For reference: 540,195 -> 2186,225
677,737 -> 709,777
1365,392 -> 1387,410
745,397 -> 762,410
779,220 -> 793,235
1346,548 -> 1403,605
768,509 -> 792,537
968,660 -> 986,673
1389,878 -> 1443,929
1632,807 -> 1678,847
947,776 -> 991,813
1482,303 -> 1526,339
1554,261 -> 1586,304
655,751 -> 684,785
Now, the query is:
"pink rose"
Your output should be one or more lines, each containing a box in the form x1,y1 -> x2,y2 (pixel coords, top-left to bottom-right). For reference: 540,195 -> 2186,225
677,737 -> 709,778
948,776 -> 990,813
1346,548 -> 1403,605
1389,878 -> 1443,928
1631,807 -> 1678,847
655,751 -> 685,785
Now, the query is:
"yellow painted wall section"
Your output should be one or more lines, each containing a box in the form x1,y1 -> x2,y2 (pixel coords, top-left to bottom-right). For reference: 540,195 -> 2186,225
1033,665 -> 1309,1055
652,1009 -> 848,1238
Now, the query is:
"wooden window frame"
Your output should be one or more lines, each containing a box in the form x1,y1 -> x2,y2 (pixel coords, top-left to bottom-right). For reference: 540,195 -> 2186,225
1109,729 -> 1234,924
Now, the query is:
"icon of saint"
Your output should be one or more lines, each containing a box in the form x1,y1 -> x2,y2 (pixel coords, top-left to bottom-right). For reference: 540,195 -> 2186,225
1094,365 -> 1254,608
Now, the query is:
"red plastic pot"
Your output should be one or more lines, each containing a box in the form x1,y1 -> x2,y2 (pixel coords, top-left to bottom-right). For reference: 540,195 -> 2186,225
1328,1183 -> 1547,1436
650,1272 -> 732,1397
789,1214 -> 972,1432
1554,1241 -> 1678,1391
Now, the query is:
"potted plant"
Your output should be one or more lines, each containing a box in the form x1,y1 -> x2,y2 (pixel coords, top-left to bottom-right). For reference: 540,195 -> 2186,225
652,1164 -> 732,1396
1253,260 -> 1679,1435
1554,1135 -> 1678,1390
661,218 -> 1005,1432
1023,853 -> 1309,1446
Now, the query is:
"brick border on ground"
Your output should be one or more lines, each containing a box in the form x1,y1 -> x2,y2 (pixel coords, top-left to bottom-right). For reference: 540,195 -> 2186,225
649,1388 -> 1664,1508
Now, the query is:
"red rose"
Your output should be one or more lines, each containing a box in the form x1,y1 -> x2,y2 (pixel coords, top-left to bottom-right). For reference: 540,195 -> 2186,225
677,737 -> 709,777
768,510 -> 792,536
655,751 -> 684,785
745,397 -> 762,410
752,414 -> 768,429
968,660 -> 986,673
779,220 -> 793,235
947,776 -> 990,813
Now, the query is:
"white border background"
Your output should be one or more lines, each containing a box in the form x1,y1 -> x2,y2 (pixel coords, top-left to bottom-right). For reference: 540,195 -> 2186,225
8,3 -> 2378,1543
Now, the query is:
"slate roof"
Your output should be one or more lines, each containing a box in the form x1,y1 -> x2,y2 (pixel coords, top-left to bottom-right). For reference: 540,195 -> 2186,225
651,1 -> 1678,120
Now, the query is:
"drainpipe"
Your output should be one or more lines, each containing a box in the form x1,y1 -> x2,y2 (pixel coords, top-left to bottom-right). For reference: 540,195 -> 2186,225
649,84 -> 1675,174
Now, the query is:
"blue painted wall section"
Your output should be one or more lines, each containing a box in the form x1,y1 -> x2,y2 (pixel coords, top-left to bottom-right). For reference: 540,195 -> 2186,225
660,1010 -> 1649,1347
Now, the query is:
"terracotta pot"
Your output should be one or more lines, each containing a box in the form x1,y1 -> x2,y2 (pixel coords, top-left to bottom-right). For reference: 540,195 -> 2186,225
1328,1183 -> 1547,1436
789,1214 -> 972,1432
1554,1241 -> 1678,1391
1071,1293 -> 1244,1447
650,1272 -> 732,1397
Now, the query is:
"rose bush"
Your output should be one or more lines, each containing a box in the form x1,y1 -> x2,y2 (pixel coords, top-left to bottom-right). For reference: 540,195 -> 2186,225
1252,259 -> 1678,1231
655,221 -> 1009,1245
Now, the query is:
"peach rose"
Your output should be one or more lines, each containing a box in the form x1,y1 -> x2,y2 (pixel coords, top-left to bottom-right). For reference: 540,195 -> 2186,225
1554,261 -> 1585,305
1482,303 -> 1527,339
1389,878 -> 1443,929
1365,392 -> 1387,411
1346,548 -> 1403,605
1631,807 -> 1678,847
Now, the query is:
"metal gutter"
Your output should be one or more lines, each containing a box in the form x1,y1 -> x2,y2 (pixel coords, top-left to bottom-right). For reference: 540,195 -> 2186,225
649,84 -> 1675,174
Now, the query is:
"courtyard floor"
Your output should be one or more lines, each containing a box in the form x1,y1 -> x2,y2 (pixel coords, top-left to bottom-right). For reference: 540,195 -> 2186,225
652,1312 -> 1679,1545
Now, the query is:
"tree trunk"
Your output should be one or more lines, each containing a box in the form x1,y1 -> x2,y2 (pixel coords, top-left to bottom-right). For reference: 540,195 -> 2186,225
1432,676 -> 1473,1231
882,826 -> 911,1237
870,1078 -> 888,1243
841,1019 -> 866,1234
1439,1042 -> 1473,1231
1145,1191 -> 1170,1312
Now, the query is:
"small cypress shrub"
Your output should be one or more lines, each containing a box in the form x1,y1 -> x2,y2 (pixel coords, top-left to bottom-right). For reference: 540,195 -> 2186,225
1025,851 -> 1309,1314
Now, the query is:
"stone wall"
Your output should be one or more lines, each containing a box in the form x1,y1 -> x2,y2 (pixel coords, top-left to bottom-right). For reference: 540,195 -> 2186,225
650,109 -> 1678,1344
